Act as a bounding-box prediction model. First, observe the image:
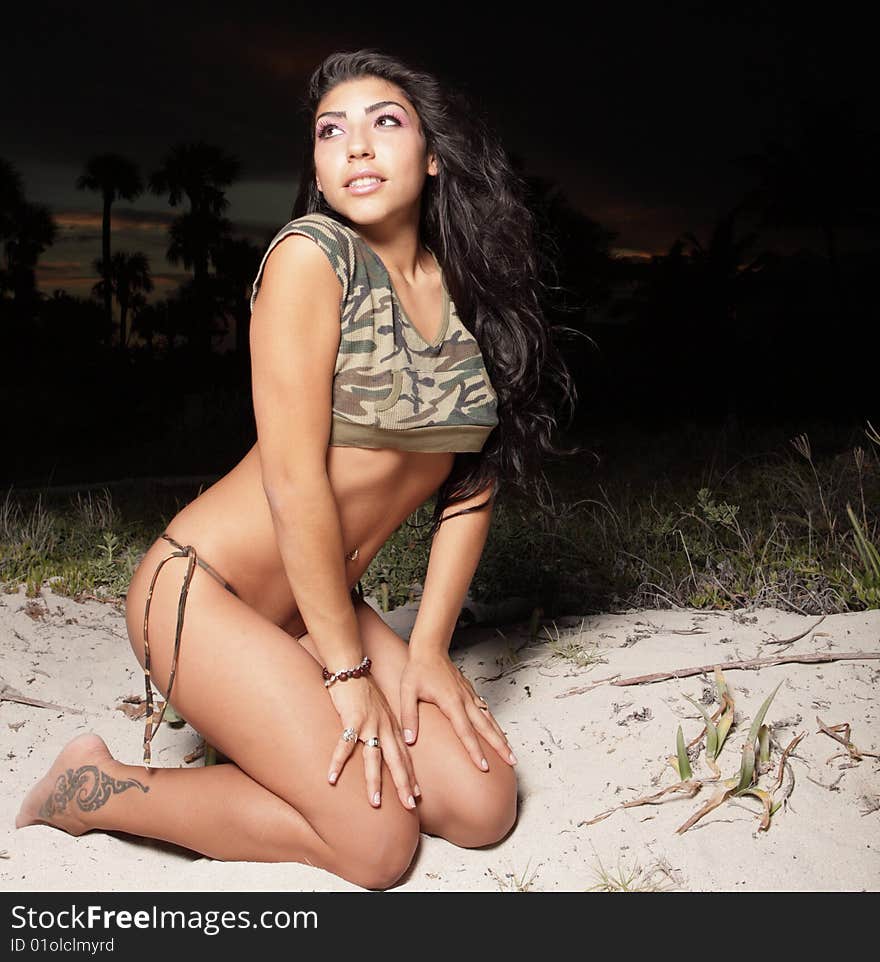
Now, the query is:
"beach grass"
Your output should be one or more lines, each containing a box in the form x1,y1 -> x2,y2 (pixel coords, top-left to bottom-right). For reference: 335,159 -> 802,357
2,418 -> 877,619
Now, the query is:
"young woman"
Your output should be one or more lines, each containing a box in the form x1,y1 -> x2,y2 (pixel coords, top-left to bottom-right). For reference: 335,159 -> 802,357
16,49 -> 579,890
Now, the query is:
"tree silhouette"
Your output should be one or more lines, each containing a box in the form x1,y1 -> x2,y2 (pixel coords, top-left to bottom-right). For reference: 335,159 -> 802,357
2,200 -> 57,308
678,205 -> 771,429
166,209 -> 233,275
211,235 -> 261,360
519,165 -> 617,326
131,298 -> 175,354
92,250 -> 153,348
0,157 -> 25,238
735,96 -> 880,324
149,142 -> 241,357
0,158 -> 26,299
611,204 -> 773,419
75,154 -> 144,339
679,204 -> 767,328
39,290 -> 106,354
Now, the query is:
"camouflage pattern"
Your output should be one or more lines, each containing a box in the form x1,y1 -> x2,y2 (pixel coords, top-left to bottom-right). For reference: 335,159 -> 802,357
250,213 -> 499,452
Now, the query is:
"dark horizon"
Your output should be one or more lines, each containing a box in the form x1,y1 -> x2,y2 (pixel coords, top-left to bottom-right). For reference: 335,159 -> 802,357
4,2 -> 875,302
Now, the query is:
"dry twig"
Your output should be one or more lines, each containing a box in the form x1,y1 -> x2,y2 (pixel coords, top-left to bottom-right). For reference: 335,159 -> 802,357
763,615 -> 827,646
558,650 -> 880,694
816,716 -> 880,763
0,676 -> 84,715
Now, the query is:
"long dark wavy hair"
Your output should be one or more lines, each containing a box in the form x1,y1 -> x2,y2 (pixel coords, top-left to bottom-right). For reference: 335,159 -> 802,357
291,49 -> 585,541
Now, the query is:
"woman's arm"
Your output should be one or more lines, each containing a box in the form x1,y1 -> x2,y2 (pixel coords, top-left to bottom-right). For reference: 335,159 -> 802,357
400,480 -> 516,766
407,481 -> 497,657
250,232 -> 362,672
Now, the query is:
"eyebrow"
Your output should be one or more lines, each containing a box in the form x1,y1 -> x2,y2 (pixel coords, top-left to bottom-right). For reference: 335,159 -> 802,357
315,100 -> 409,123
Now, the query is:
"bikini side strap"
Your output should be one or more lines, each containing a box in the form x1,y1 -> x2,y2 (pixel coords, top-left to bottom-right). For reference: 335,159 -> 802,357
161,533 -> 238,596
142,543 -> 197,766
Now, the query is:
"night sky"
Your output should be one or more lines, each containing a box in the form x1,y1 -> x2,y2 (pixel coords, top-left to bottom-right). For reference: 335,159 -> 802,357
3,2 -> 870,301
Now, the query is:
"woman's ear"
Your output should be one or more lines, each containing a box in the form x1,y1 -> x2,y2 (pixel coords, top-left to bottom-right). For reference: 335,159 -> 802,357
427,154 -> 438,177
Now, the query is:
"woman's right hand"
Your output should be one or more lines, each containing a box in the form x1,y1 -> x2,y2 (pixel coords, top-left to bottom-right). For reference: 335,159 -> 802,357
325,674 -> 419,812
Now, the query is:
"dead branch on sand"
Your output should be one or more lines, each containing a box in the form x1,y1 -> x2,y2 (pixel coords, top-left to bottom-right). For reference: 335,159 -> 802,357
763,614 -> 827,645
558,650 -> 879,696
0,676 -> 84,715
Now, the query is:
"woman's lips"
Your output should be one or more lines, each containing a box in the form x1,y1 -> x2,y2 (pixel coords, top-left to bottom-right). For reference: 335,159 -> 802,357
346,178 -> 385,195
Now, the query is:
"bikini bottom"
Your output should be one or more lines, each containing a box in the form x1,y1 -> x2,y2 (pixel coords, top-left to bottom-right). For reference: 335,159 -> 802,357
140,531 -> 364,766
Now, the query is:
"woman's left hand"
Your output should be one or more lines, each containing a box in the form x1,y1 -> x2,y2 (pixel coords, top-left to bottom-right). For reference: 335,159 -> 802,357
399,650 -> 517,770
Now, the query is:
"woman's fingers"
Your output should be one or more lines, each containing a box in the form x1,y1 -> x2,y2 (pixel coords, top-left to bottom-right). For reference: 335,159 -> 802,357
327,728 -> 359,785
361,735 -> 384,808
328,726 -> 417,811
474,699 -> 516,758
448,705 -> 490,771
467,702 -> 517,765
390,726 -> 420,799
379,727 -> 418,811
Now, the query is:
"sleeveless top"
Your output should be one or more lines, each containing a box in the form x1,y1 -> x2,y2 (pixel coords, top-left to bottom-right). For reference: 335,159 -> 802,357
249,212 -> 499,453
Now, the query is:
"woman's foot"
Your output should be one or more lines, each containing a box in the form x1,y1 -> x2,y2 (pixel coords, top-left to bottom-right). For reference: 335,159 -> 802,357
15,732 -> 133,836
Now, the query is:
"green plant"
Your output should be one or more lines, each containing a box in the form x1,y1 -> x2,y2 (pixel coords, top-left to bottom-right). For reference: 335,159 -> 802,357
582,672 -> 792,834
676,679 -> 785,833
672,667 -> 734,778
844,502 -> 880,607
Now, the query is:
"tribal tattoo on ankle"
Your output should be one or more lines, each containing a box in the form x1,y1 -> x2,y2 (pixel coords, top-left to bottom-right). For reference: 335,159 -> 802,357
38,765 -> 150,818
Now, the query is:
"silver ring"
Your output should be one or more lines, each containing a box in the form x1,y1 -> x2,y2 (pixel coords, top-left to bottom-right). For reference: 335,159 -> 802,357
342,727 -> 358,742
360,736 -> 381,748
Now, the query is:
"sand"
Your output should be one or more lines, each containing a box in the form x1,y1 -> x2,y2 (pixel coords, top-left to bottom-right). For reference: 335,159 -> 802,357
1,582 -> 878,892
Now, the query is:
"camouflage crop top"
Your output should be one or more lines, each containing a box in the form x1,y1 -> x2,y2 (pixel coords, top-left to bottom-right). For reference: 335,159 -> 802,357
250,212 -> 499,453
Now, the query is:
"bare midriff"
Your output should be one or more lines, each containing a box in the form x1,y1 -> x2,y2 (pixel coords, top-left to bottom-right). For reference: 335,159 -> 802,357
141,442 -> 456,638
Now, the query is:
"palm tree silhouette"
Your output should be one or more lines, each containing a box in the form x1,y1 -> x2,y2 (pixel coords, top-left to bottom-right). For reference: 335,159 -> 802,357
149,142 -> 241,356
211,235 -> 261,360
75,154 -> 144,340
91,250 -> 153,348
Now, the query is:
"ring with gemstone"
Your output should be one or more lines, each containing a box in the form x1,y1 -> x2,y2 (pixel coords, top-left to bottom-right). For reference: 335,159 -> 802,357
342,727 -> 358,742
360,736 -> 381,748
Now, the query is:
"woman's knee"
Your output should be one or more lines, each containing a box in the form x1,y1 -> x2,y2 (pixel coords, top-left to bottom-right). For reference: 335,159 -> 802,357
440,762 -> 518,849
331,807 -> 421,890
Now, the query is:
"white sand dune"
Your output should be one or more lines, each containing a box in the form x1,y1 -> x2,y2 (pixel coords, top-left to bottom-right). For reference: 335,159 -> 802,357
1,583 -> 878,892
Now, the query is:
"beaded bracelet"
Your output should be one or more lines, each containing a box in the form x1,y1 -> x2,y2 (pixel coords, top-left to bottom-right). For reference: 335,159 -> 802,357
322,655 -> 372,688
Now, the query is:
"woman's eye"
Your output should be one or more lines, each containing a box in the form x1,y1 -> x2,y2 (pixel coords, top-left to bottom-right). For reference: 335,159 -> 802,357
317,113 -> 401,139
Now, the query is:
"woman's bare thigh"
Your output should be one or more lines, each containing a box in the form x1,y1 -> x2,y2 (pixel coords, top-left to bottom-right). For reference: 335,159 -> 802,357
123,552 -> 420,867
295,598 -> 519,847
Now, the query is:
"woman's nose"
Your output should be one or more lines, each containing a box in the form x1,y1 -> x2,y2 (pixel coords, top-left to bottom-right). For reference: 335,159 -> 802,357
348,143 -> 374,161
346,125 -> 375,160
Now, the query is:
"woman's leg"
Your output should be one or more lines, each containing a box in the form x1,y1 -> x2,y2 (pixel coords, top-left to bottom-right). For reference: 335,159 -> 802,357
17,550 -> 420,891
17,545 -> 518,886
17,733 -> 336,866
312,596 -> 519,849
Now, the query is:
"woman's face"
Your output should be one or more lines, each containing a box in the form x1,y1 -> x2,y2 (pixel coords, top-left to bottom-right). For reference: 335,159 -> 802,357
313,75 -> 436,227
